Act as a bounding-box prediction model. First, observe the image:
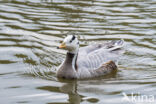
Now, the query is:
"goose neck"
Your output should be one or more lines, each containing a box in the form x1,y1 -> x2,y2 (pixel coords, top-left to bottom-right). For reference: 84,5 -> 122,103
65,52 -> 78,71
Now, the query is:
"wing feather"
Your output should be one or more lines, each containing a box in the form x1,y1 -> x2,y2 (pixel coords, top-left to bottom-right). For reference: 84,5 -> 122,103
77,40 -> 124,70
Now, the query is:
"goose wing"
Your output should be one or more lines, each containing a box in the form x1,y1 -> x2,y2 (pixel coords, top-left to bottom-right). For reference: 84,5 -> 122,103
77,40 -> 124,70
79,39 -> 124,55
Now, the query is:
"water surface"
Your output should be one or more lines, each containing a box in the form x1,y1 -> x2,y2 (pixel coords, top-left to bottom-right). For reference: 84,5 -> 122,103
0,0 -> 156,104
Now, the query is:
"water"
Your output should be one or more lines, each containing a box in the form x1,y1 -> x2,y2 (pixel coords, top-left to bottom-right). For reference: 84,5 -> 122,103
0,0 -> 156,104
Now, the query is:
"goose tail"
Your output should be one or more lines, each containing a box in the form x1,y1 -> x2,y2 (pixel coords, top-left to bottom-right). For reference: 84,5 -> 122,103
108,39 -> 125,52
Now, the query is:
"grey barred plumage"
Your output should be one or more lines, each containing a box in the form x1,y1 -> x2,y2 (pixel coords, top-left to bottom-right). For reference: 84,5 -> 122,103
57,35 -> 124,79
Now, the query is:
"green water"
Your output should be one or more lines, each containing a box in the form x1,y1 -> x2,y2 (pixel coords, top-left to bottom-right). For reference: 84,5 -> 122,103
0,0 -> 156,104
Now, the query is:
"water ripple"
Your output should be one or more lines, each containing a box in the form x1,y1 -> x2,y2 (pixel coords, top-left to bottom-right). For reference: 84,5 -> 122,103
0,0 -> 156,104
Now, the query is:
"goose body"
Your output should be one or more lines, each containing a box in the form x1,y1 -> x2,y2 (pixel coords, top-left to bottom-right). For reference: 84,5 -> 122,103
57,35 -> 124,79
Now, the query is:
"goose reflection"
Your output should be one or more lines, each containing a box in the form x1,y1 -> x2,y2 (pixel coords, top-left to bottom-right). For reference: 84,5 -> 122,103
59,79 -> 82,104
37,79 -> 99,104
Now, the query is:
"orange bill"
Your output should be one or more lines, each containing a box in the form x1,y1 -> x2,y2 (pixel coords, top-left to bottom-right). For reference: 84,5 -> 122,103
59,42 -> 66,49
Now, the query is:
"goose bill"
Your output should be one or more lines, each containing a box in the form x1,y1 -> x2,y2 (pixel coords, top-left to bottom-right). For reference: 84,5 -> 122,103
59,43 -> 66,49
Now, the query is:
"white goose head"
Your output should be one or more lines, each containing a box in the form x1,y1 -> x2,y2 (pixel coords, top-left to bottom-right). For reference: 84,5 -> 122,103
58,35 -> 79,54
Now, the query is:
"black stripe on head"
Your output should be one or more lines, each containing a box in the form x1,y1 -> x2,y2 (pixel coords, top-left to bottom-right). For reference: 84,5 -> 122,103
70,35 -> 76,43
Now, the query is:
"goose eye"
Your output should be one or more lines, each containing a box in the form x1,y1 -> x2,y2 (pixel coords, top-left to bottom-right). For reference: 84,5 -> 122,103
69,40 -> 72,43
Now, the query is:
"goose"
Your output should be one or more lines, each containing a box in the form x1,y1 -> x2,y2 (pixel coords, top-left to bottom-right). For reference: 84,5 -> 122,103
57,35 -> 124,79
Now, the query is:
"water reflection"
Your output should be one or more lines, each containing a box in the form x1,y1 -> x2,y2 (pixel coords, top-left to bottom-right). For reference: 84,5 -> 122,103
35,71 -> 118,104
37,79 -> 100,104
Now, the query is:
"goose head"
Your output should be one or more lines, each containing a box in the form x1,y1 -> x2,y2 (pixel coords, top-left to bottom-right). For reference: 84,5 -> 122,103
58,35 -> 79,54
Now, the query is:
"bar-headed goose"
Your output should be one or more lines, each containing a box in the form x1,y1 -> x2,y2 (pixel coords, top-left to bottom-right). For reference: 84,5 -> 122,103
57,35 -> 124,79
